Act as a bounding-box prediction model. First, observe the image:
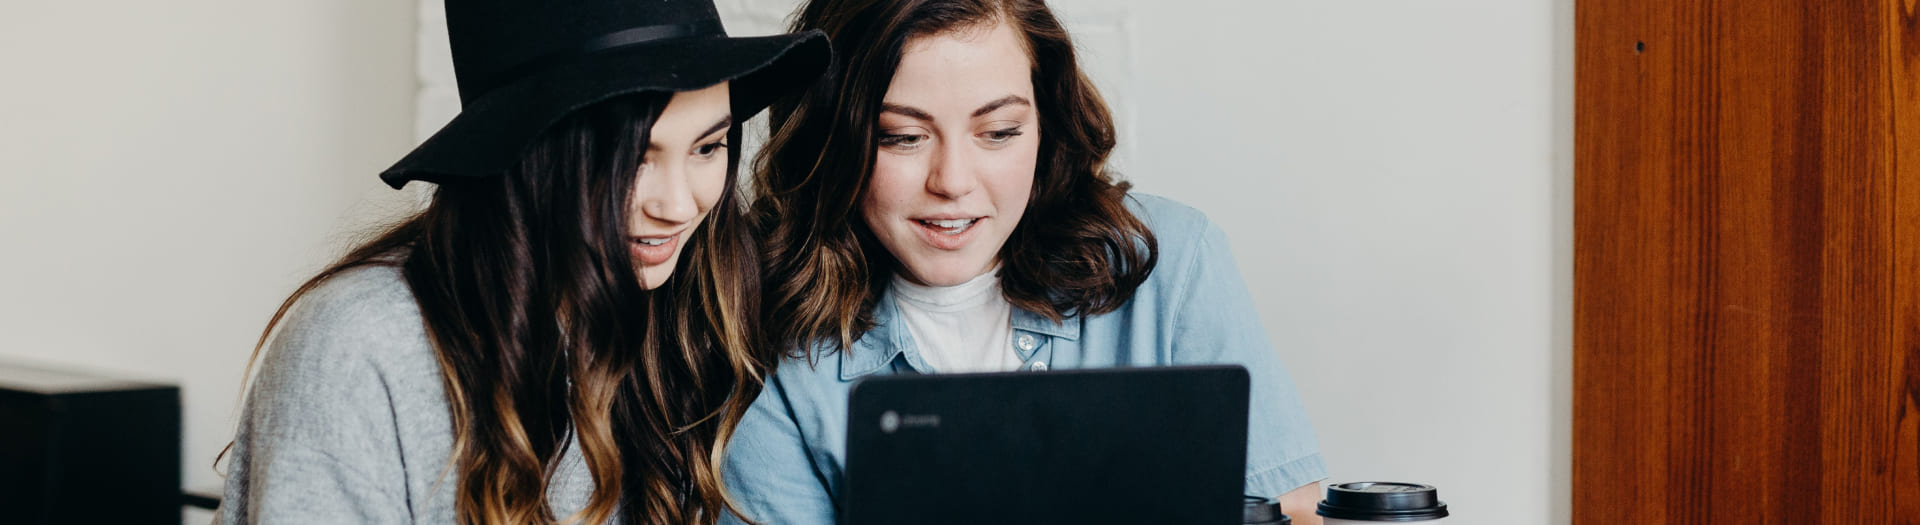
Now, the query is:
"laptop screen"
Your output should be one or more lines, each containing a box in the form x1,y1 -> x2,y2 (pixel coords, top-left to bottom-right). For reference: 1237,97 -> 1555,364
843,365 -> 1251,525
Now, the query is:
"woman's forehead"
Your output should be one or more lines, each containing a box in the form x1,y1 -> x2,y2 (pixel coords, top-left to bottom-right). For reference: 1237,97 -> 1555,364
651,83 -> 731,146
885,21 -> 1033,114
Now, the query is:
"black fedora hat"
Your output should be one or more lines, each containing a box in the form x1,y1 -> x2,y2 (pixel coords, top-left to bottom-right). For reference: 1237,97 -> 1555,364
379,0 -> 831,189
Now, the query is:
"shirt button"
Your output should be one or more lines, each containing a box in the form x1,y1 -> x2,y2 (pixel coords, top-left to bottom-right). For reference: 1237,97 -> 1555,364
1016,334 -> 1037,351
1028,361 -> 1049,372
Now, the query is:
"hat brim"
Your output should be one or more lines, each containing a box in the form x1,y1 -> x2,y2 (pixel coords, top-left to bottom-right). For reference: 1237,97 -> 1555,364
380,30 -> 830,188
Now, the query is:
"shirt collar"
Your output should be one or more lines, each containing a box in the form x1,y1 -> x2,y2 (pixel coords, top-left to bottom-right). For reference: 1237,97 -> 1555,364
839,286 -> 908,381
1011,306 -> 1081,340
839,285 -> 1083,381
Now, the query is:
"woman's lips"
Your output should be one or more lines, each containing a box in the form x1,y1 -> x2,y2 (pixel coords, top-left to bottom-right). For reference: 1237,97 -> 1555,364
912,217 -> 981,251
630,231 -> 681,266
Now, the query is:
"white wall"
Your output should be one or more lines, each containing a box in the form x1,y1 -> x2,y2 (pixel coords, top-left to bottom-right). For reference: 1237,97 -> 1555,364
719,0 -> 1575,523
1099,3 -> 1571,523
0,1 -> 417,522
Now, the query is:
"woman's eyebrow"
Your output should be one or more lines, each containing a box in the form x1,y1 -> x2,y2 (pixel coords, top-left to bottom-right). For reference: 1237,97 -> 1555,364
881,103 -> 934,122
653,115 -> 734,152
880,96 -> 1031,123
971,95 -> 1031,118
699,115 -> 734,139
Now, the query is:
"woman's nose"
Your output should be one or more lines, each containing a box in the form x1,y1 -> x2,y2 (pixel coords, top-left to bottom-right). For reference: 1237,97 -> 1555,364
638,161 -> 698,224
924,144 -> 980,198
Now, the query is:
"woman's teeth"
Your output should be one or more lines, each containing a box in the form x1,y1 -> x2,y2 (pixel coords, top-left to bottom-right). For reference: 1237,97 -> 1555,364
635,237 -> 668,246
919,218 -> 976,234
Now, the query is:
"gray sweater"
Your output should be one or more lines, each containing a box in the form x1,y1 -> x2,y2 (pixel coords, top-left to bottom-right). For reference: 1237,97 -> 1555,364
216,265 -> 600,524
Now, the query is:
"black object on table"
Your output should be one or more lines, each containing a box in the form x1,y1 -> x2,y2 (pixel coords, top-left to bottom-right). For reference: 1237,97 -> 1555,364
1243,494 -> 1291,524
0,360 -> 182,525
1316,481 -> 1450,522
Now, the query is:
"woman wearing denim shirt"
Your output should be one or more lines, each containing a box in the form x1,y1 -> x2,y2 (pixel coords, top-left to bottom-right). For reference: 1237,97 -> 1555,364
722,0 -> 1327,523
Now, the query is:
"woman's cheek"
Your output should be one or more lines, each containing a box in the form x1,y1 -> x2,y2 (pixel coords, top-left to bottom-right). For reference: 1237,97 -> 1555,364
695,162 -> 728,210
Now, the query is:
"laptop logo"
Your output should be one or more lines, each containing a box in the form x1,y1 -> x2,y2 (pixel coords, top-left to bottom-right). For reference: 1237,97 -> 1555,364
879,410 -> 940,434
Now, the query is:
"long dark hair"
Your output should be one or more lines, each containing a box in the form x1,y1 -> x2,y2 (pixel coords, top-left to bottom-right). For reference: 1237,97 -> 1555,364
753,0 -> 1157,355
227,92 -> 765,524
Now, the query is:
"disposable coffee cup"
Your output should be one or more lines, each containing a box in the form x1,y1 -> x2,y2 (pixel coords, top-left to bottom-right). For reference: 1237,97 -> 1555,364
1315,482 -> 1448,524
1242,494 -> 1291,525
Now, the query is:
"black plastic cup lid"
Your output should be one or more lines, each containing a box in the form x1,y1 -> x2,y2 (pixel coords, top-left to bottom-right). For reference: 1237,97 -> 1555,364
1243,494 -> 1291,524
1315,482 -> 1449,521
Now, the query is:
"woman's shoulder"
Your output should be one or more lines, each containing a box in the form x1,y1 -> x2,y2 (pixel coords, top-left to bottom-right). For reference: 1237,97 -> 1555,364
1122,192 -> 1230,269
280,264 -> 425,346
1122,192 -> 1212,233
255,264 -> 437,390
294,262 -> 416,314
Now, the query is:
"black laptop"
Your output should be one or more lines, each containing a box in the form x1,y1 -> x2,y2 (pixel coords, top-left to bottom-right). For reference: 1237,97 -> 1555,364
842,365 -> 1251,525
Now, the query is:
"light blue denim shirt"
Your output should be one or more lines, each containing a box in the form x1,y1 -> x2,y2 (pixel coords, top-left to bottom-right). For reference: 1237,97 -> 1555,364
720,194 -> 1326,524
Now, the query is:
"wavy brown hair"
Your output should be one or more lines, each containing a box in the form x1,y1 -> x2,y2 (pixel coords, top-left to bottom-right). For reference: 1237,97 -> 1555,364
225,93 -> 766,524
753,0 -> 1157,354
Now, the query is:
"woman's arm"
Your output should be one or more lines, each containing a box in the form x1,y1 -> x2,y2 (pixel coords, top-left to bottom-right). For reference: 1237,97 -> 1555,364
720,373 -> 839,525
220,338 -> 413,523
217,269 -> 421,524
1279,482 -> 1325,525
1166,215 -> 1330,501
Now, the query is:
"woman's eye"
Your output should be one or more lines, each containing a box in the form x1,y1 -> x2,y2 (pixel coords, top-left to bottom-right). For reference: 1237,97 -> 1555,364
879,133 -> 927,149
695,142 -> 728,158
983,127 -> 1024,144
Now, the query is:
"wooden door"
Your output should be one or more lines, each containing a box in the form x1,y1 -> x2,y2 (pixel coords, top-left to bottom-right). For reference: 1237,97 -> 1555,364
1574,0 -> 1920,522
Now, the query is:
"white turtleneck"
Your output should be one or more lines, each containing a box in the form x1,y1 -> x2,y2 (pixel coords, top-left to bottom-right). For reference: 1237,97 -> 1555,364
890,268 -> 1022,374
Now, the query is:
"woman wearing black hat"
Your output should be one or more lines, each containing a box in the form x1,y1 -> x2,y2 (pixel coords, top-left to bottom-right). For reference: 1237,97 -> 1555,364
215,1 -> 827,523
722,0 -> 1325,523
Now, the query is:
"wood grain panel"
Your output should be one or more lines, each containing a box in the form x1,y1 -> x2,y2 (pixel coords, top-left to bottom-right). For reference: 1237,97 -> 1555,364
1892,0 -> 1920,522
1575,0 -> 1918,522
1574,0 -> 1685,521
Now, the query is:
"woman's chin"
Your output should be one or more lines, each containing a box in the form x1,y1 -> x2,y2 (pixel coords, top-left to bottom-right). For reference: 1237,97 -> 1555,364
903,262 -> 993,287
638,265 -> 676,290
